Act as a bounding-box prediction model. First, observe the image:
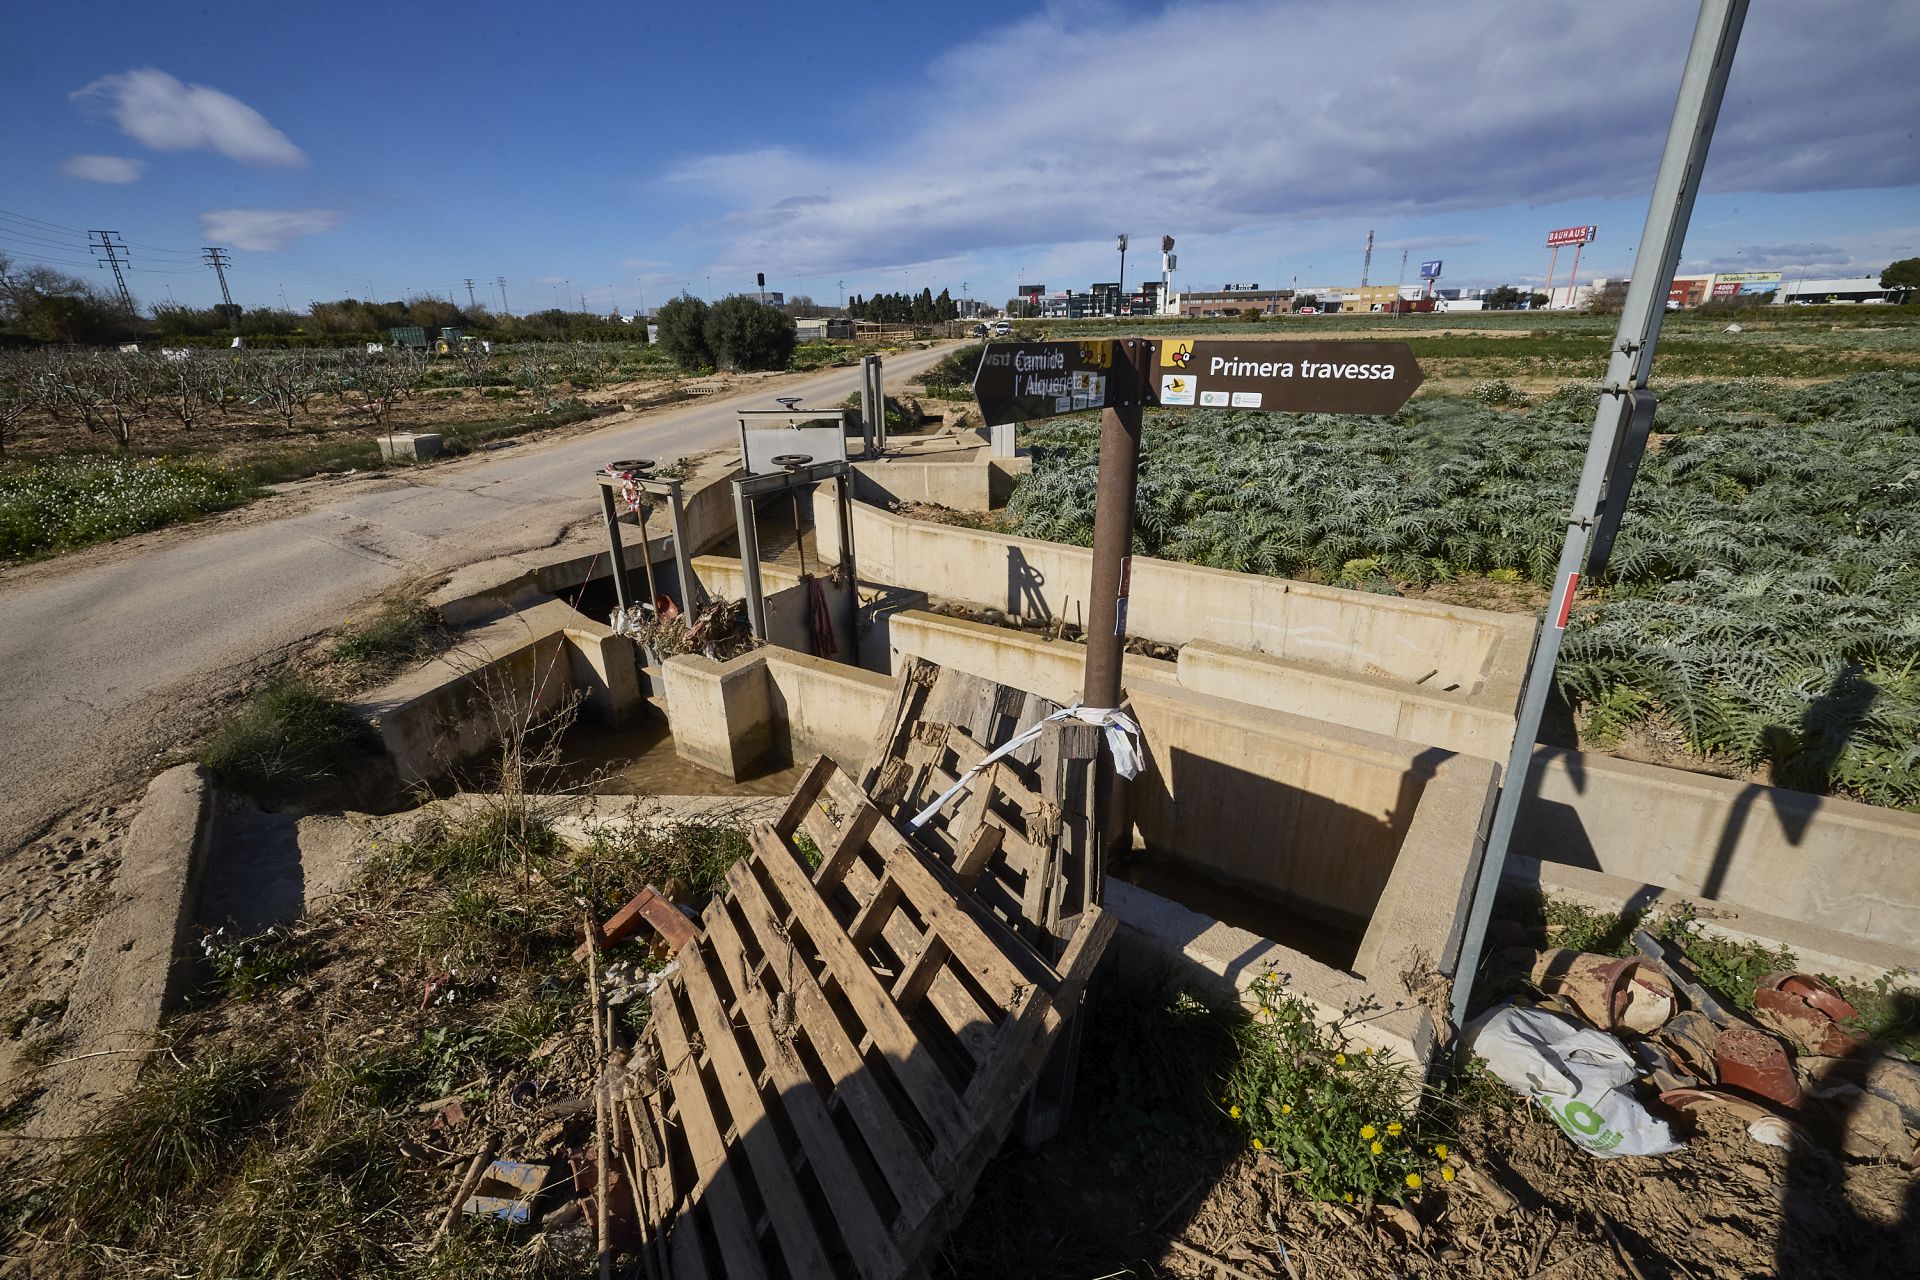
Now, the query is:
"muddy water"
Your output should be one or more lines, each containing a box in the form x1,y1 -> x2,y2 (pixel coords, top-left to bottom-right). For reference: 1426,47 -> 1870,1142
553,717 -> 810,797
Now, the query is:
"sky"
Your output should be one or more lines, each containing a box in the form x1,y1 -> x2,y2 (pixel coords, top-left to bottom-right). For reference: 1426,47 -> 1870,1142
1,0 -> 1916,315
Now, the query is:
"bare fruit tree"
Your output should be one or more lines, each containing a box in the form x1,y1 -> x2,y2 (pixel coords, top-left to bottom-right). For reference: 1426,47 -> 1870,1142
247,353 -> 324,433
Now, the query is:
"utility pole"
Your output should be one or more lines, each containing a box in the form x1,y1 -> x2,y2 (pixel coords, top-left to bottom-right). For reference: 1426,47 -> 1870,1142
1082,339 -> 1149,710
201,246 -> 235,324
1451,0 -> 1750,1031
837,279 -> 845,311
89,230 -> 134,314
1361,228 -> 1374,287
463,277 -> 477,309
1115,234 -> 1128,314
497,276 -> 510,316
636,279 -> 645,317
1395,251 -> 1408,314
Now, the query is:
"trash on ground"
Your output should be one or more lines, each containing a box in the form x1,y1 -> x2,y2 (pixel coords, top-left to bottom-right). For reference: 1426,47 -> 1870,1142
1463,1003 -> 1684,1157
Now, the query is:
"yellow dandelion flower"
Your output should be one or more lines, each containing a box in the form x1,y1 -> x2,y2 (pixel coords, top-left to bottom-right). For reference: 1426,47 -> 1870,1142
1433,1143 -> 1448,1159
1343,1192 -> 1354,1203
1360,1124 -> 1376,1140
1281,1103 -> 1293,1115
1405,1173 -> 1422,1189
1229,1105 -> 1242,1119
1370,1141 -> 1384,1156
1252,1138 -> 1264,1151
1387,1122 -> 1403,1137
1334,1053 -> 1347,1065
1441,1167 -> 1456,1183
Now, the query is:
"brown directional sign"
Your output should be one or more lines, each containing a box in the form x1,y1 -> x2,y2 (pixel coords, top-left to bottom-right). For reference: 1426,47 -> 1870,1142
974,337 -> 1421,422
972,339 -> 1138,424
1154,338 -> 1421,415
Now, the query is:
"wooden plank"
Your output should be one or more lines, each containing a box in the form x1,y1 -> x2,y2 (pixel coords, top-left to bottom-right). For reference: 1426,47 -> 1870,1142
820,768 -> 1037,1008
572,886 -> 696,962
700,905 -> 918,1277
962,906 -> 1115,1119
677,942 -> 837,1279
649,983 -> 772,1280
747,826 -> 973,1154
858,656 -> 938,795
724,858 -> 961,1183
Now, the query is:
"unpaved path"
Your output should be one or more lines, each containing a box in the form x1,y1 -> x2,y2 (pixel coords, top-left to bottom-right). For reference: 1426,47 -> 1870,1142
0,346 -> 954,866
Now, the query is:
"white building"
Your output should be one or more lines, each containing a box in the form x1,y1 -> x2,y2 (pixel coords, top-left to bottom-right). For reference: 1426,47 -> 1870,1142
1774,276 -> 1906,305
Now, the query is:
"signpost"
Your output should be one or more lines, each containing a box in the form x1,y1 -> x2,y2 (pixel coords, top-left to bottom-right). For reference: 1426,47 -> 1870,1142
975,337 -> 1421,426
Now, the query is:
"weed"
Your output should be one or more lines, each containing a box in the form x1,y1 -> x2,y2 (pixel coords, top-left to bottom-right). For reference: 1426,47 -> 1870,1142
200,678 -> 378,797
198,924 -> 322,1000
578,810 -> 751,906
46,1046 -> 281,1251
332,600 -> 445,667
1654,903 -> 1797,1014
416,884 -> 547,965
378,808 -> 562,886
1223,975 -> 1446,1203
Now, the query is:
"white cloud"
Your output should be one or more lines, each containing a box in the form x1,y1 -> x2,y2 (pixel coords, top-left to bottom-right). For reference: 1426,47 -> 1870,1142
199,208 -> 341,251
73,68 -> 304,167
57,154 -> 145,184
665,0 -> 1920,279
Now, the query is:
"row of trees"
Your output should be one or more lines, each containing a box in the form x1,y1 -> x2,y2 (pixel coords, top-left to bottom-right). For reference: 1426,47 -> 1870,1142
651,295 -> 797,372
0,347 -> 441,455
845,288 -> 961,325
0,254 -> 646,350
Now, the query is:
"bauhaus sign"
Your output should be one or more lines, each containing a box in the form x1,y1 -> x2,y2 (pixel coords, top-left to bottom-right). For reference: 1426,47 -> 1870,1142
1546,225 -> 1598,247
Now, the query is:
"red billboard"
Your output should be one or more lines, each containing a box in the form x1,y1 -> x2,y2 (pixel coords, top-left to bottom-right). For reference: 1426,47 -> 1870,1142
1546,225 -> 1598,247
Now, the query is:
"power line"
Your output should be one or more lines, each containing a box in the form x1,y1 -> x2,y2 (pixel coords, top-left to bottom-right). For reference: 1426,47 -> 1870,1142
203,247 -> 235,317
496,275 -> 509,316
88,230 -> 135,314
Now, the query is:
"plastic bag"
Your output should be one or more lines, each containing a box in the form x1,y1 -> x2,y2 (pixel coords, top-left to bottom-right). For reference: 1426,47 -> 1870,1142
1463,1004 -> 1682,1158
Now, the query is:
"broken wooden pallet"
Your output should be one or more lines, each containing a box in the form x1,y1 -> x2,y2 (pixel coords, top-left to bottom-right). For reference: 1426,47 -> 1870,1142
625,755 -> 1115,1279
857,655 -> 1104,945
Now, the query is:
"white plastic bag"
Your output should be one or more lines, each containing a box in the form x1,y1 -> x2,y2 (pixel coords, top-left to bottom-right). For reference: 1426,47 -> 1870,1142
1463,1004 -> 1682,1158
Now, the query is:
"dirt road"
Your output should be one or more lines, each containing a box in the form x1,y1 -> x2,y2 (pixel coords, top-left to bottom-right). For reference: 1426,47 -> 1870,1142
0,345 -> 954,860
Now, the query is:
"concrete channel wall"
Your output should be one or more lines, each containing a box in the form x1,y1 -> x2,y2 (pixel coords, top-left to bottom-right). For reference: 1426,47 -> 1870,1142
817,497 -> 1533,695
850,456 -> 1028,512
356,594 -> 643,786
663,647 -> 893,779
1516,747 -> 1920,950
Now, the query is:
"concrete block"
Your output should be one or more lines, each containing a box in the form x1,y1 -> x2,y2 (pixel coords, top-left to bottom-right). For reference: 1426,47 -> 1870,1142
888,609 -> 1176,705
662,653 -> 775,780
40,765 -> 214,1124
378,431 -> 443,462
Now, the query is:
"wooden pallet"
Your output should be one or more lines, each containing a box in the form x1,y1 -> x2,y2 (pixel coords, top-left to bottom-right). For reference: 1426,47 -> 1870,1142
857,656 -> 1104,945
626,756 -> 1115,1279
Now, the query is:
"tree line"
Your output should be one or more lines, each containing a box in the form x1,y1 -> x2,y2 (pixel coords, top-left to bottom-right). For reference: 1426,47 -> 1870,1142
845,288 -> 960,325
0,253 -> 644,349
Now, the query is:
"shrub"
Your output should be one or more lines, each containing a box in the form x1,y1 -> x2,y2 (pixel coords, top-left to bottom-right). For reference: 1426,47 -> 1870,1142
705,296 -> 798,371
653,294 -> 711,370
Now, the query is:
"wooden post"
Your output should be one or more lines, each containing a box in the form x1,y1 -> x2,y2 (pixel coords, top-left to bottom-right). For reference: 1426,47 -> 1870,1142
1080,340 -> 1146,712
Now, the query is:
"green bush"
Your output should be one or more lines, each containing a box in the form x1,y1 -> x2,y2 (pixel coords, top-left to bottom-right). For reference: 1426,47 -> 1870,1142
200,680 -> 377,797
653,294 -> 711,370
705,296 -> 797,371
1,458 -> 253,558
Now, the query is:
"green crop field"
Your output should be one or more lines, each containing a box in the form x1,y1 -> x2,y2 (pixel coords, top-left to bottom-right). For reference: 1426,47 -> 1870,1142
1004,369 -> 1920,809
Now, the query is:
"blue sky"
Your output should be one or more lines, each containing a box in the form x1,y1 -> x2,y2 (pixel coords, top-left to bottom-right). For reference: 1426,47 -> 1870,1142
2,0 -> 1915,314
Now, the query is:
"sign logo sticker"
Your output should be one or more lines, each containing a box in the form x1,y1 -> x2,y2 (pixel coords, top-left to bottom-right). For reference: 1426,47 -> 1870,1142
1160,340 -> 1193,369
1159,374 -> 1195,406
1199,390 -> 1229,406
1230,391 -> 1263,408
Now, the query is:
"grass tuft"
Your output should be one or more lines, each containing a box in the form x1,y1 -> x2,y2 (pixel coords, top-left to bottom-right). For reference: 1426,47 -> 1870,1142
200,678 -> 378,797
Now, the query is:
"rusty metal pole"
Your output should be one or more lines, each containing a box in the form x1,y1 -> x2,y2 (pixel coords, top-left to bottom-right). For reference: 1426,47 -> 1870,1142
1081,339 -> 1146,711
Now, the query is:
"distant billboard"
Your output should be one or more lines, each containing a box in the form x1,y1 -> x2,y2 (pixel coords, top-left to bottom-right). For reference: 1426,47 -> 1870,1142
1546,225 -> 1598,248
1711,282 -> 1744,299
1419,260 -> 1443,279
1714,271 -> 1781,295
1018,284 -> 1046,297
1220,282 -> 1262,291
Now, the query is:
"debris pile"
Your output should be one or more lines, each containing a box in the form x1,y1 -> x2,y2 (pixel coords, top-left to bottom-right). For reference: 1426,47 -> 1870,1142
1473,926 -> 1920,1170
414,681 -> 1115,1276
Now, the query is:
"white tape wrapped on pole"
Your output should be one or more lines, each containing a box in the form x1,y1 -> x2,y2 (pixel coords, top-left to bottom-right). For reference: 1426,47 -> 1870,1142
906,705 -> 1142,832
